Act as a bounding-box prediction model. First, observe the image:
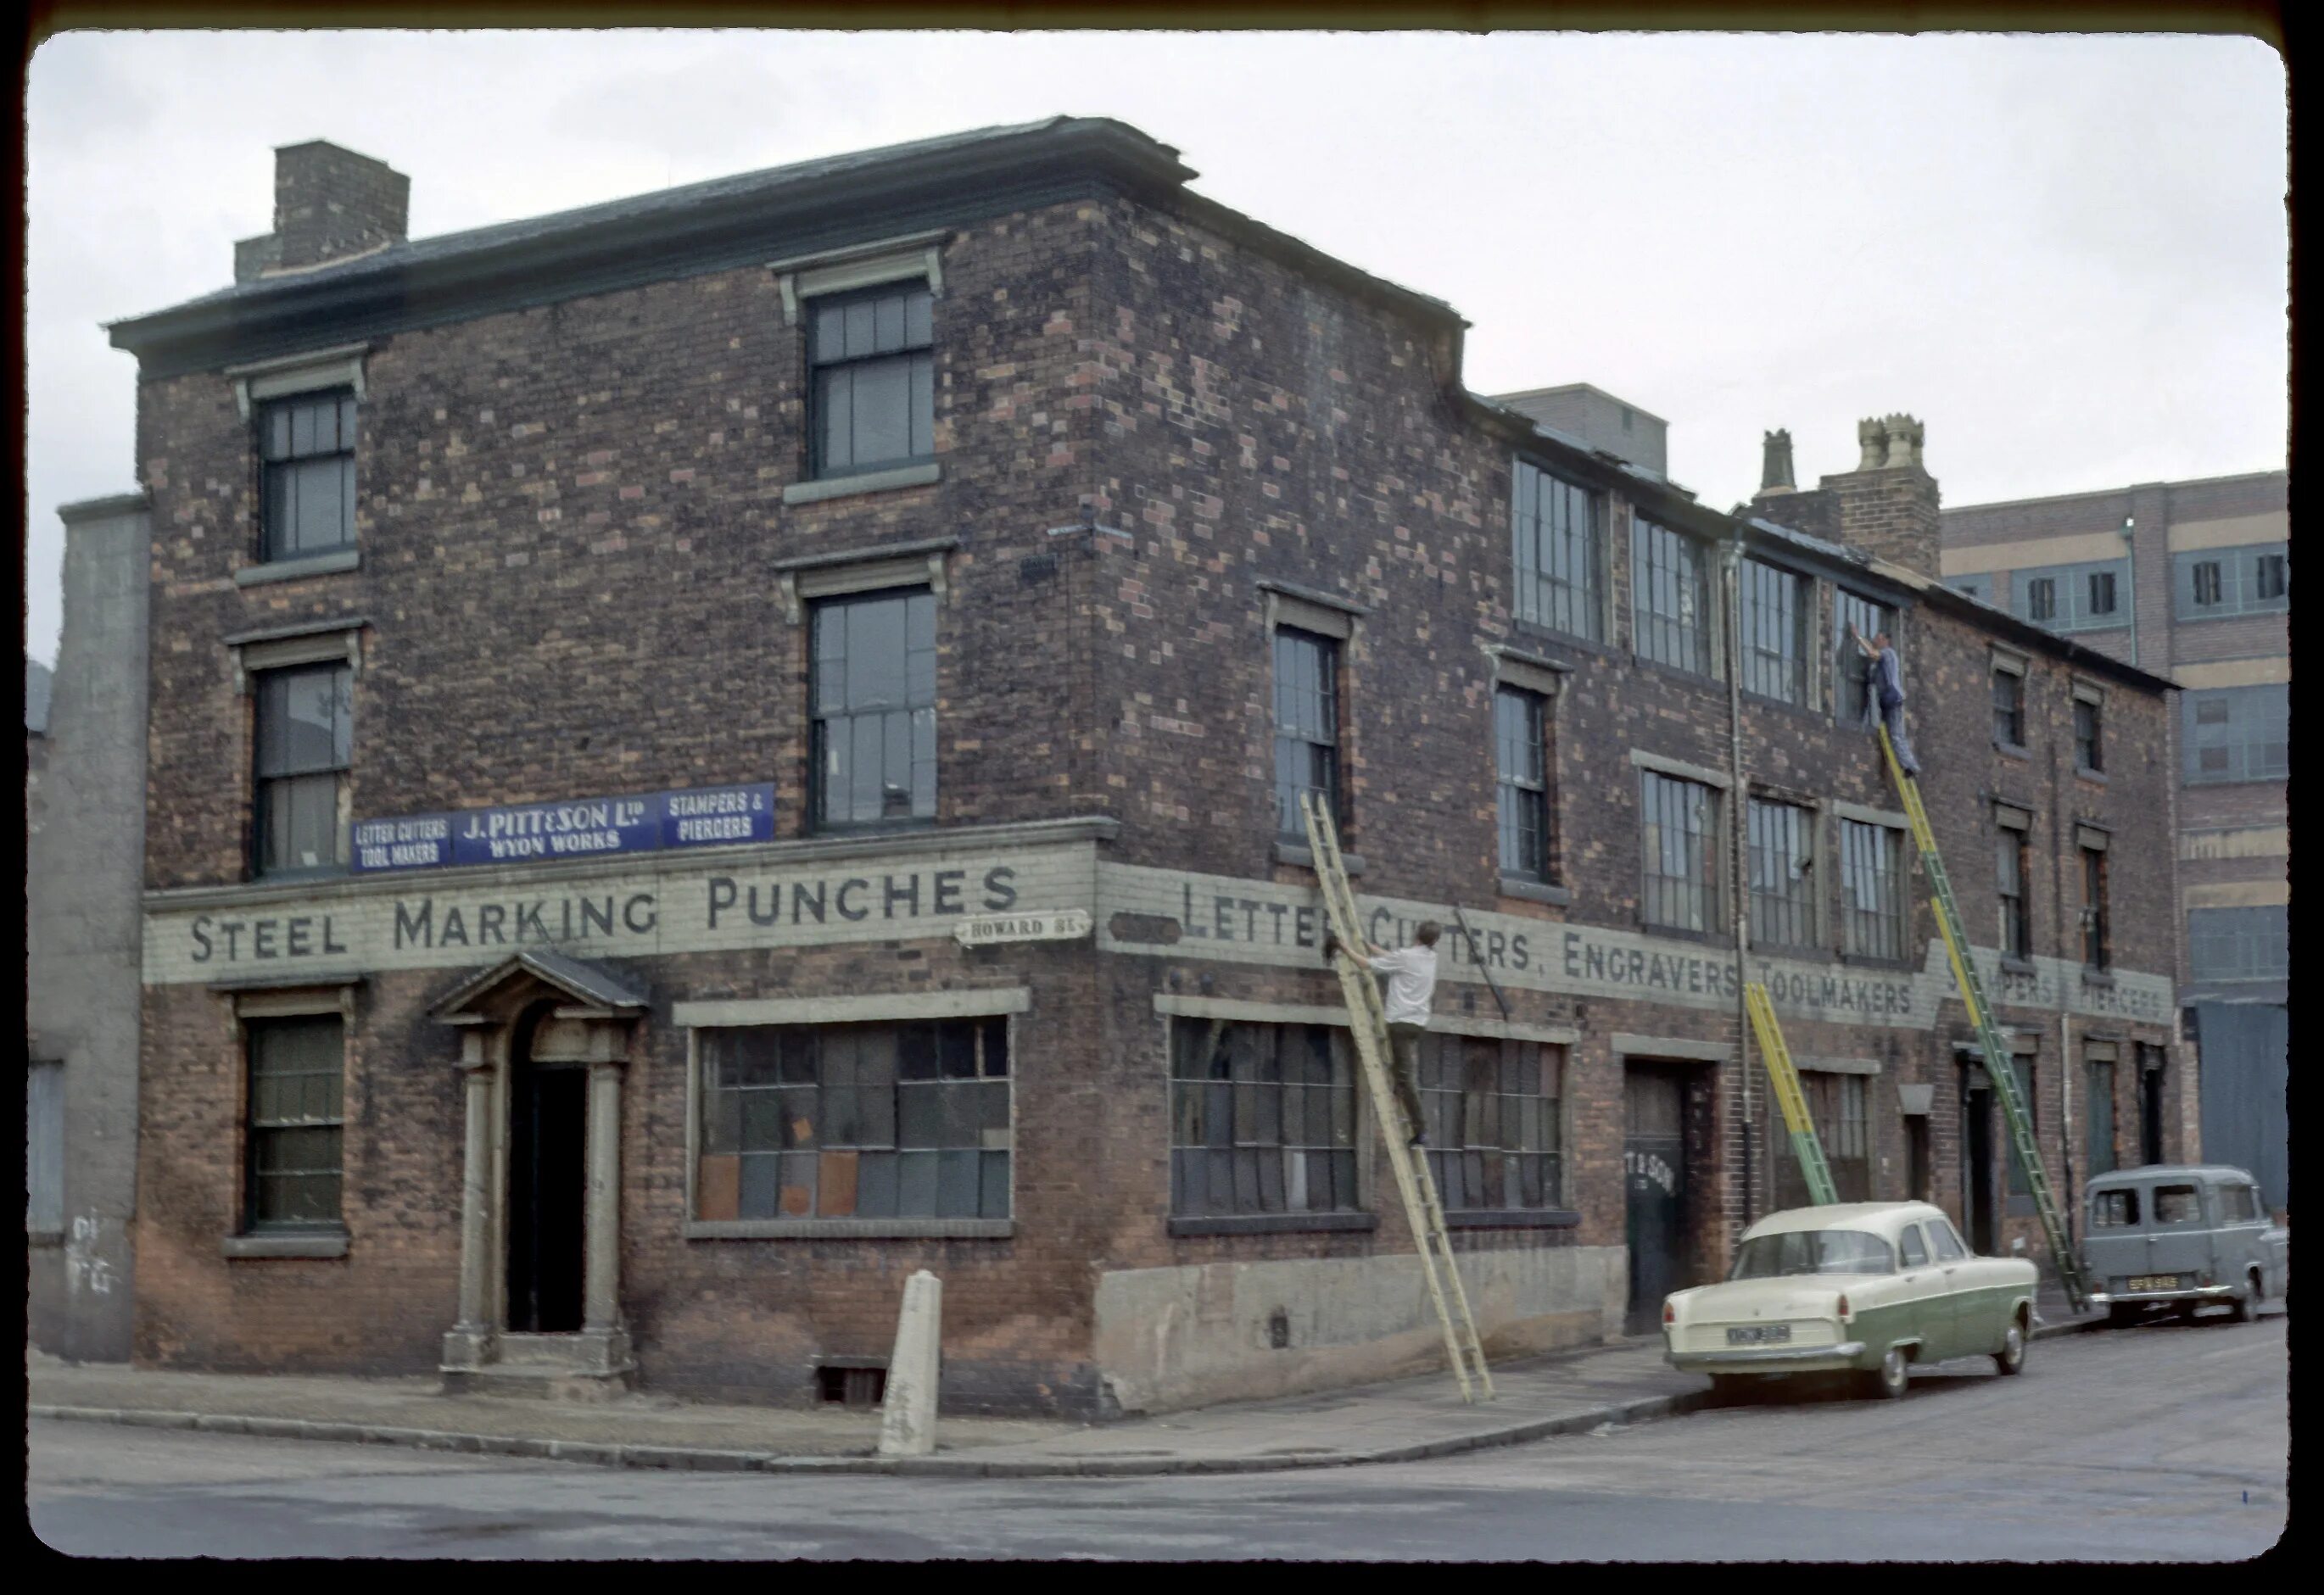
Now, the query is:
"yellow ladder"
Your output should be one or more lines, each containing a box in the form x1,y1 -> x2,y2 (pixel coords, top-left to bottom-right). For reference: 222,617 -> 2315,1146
1744,983 -> 1840,1206
1298,791 -> 1494,1403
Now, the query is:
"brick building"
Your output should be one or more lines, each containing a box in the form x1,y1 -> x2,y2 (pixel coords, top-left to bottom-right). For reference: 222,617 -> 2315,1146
105,119 -> 2187,1417
1938,471 -> 2288,1213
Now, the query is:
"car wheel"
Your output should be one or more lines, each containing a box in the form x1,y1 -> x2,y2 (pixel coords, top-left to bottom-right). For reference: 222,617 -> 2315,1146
1859,1345 -> 1909,1401
2228,1273 -> 2261,1324
1994,1314 -> 2027,1375
2106,1302 -> 2142,1329
1708,1374 -> 1746,1405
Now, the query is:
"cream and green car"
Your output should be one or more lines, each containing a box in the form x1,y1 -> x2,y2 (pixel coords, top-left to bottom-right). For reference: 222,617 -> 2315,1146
1662,1202 -> 2038,1401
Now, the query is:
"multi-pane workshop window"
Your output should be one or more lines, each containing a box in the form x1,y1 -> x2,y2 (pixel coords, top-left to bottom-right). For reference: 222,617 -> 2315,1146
2188,906 -> 2289,983
695,1020 -> 1011,1221
1170,1020 -> 1359,1218
259,391 -> 358,561
2079,834 -> 2111,972
2173,544 -> 2289,620
1640,771 -> 1721,934
1416,1034 -> 1563,1212
808,282 -> 935,478
2073,691 -> 2103,773
2182,684 -> 2289,784
1274,627 -> 1341,840
1632,518 -> 1712,674
1739,558 -> 1808,705
1840,818 -> 1907,962
245,1016 -> 344,1229
811,588 -> 936,829
1991,658 -> 2026,748
1511,460 -> 1603,641
1995,808 -> 2032,961
1494,686 -> 1554,882
254,664 -> 352,876
1831,589 -> 1894,720
1773,1073 -> 1869,1207
1746,797 -> 1817,952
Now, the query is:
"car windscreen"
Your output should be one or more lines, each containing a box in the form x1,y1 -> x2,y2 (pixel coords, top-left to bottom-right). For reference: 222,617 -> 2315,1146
1729,1229 -> 1895,1280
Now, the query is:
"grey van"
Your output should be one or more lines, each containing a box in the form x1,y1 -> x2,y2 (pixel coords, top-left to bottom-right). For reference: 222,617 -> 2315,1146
2082,1163 -> 2288,1326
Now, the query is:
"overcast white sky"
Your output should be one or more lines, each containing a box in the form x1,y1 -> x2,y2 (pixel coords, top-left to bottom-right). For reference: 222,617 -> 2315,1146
22,29 -> 2287,666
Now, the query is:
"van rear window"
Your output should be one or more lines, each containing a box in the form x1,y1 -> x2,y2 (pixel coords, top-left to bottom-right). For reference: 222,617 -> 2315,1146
2092,1189 -> 2139,1227
2154,1185 -> 2203,1224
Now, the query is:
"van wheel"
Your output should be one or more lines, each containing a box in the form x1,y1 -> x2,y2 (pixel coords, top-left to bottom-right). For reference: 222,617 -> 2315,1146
2107,1302 -> 2142,1329
1858,1345 -> 1910,1401
1994,1315 -> 2027,1375
2229,1273 -> 2262,1323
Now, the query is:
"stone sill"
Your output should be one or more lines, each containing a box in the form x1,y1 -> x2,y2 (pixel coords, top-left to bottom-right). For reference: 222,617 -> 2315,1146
1168,1213 -> 1380,1238
684,1218 -> 1012,1241
780,460 -> 941,505
2081,968 -> 2118,989
233,549 -> 360,586
2076,767 -> 2110,785
1839,951 -> 1918,973
1995,743 -> 2031,761
1498,878 -> 1572,907
2000,956 -> 2039,976
1508,622 -> 1614,662
1443,1208 -> 1583,1230
223,1230 -> 350,1258
1274,842 -> 1365,875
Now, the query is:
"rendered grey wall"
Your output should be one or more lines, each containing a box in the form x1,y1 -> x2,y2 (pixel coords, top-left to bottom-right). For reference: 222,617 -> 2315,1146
2194,1001 -> 2288,1214
26,494 -> 150,1361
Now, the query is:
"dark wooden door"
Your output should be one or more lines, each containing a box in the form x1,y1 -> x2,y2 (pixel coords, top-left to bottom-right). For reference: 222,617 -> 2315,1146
1964,1083 -> 1997,1254
1624,1068 -> 1688,1335
507,1057 -> 587,1334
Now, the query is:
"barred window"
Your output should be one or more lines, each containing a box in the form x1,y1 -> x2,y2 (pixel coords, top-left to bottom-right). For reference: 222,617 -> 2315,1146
1992,664 -> 2025,747
1840,818 -> 1907,961
1739,559 -> 1807,705
1746,798 -> 1816,951
809,283 -> 936,477
1640,770 -> 1720,934
2188,906 -> 2287,983
1632,519 -> 1711,673
1274,628 -> 1341,840
1494,687 -> 1553,882
1170,1021 -> 1358,1218
254,664 -> 352,876
246,1016 -> 344,1229
811,588 -> 936,829
1512,460 -> 1602,640
1996,824 -> 2031,960
2182,684 -> 2288,784
1417,1034 -> 1563,1212
2174,543 -> 2288,619
696,1020 -> 1010,1221
1772,1073 -> 1869,1207
259,391 -> 358,560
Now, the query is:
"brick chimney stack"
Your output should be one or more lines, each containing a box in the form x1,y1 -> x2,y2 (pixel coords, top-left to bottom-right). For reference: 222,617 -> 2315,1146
233,141 -> 410,282
1747,414 -> 1941,577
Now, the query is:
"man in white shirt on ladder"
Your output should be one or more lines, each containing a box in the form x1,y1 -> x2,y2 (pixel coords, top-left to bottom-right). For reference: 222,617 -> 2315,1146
1329,920 -> 1443,1146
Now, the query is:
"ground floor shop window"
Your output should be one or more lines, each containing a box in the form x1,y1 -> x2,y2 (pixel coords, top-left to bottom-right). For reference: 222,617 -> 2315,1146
1417,1034 -> 1563,1211
1171,1020 -> 1359,1218
696,1019 -> 1011,1220
1771,1072 -> 1870,1207
245,1015 -> 345,1228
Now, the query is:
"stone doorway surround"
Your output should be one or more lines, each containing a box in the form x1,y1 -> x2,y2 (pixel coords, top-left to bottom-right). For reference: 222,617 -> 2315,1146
432,949 -> 647,1399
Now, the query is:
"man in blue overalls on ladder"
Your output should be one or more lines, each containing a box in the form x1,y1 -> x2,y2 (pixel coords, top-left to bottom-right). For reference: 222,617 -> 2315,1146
1848,622 -> 1919,774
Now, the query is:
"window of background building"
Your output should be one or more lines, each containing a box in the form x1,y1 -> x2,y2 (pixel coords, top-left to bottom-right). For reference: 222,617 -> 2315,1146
1996,810 -> 2031,961
1512,461 -> 1603,640
2011,558 -> 2131,633
1948,572 -> 1994,605
696,1020 -> 1009,1221
1632,519 -> 1712,674
1170,1020 -> 1358,1219
2086,1046 -> 2118,1179
2188,905 -> 2290,983
808,283 -> 936,478
245,1015 -> 344,1230
259,391 -> 359,562
2074,693 -> 2103,773
254,664 -> 352,876
1746,797 -> 1817,951
1274,627 -> 1341,841
26,1060 -> 64,1235
2182,684 -> 2290,784
2173,544 -> 2290,620
1740,559 -> 1809,705
1417,1035 -> 1563,1212
1832,589 -> 1895,721
1773,1073 -> 1869,1206
1840,818 -> 1907,961
1992,659 -> 2026,748
1640,770 -> 1721,934
1494,686 -> 1554,883
2080,839 -> 2111,971
811,588 -> 936,829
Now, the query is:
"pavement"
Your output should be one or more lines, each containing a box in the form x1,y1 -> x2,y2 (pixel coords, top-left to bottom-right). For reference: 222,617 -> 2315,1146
25,1287 -> 2109,1480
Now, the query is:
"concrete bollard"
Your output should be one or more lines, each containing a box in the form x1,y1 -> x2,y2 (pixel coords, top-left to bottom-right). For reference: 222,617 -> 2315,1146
877,1269 -> 942,1457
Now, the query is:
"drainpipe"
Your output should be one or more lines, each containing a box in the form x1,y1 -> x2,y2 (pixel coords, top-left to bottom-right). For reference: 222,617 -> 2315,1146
1723,536 -> 1755,1225
2060,1009 -> 2075,1252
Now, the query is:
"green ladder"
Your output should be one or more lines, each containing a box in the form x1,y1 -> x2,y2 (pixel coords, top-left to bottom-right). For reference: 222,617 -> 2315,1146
1877,727 -> 2092,1311
1299,790 -> 1494,1403
1744,982 -> 1840,1207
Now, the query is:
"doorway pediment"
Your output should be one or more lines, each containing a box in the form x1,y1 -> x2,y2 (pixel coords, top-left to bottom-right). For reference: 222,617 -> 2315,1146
429,948 -> 651,1028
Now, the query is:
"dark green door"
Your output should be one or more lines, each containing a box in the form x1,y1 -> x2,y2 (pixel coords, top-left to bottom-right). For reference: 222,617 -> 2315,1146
1624,1068 -> 1688,1334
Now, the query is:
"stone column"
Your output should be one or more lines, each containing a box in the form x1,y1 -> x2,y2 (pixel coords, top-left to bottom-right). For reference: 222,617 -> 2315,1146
439,1033 -> 497,1372
579,1055 -> 631,1374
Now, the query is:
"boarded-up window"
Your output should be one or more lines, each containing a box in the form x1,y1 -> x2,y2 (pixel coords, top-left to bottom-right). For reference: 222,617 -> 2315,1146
1170,1020 -> 1358,1218
26,1060 -> 64,1234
